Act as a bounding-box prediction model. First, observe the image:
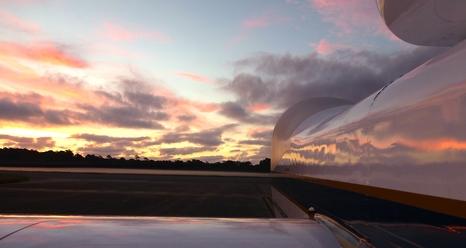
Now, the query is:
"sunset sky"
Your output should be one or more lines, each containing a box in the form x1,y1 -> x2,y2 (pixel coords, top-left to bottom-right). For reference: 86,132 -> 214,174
0,0 -> 441,162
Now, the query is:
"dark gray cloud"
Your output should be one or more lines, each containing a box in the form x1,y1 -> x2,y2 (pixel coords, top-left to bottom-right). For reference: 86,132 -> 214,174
0,135 -> 55,150
225,47 -> 446,109
76,145 -> 132,157
0,93 -> 165,129
72,133 -> 152,155
43,110 -> 75,125
0,98 -> 42,121
125,92 -> 166,109
177,114 -> 196,122
239,139 -> 270,146
175,125 -> 190,132
81,79 -> 170,129
71,133 -> 149,143
72,130 -> 153,157
250,129 -> 272,140
219,101 -> 276,124
78,105 -> 165,129
156,124 -> 237,147
118,79 -> 167,109
0,97 -> 76,125
159,146 -> 217,156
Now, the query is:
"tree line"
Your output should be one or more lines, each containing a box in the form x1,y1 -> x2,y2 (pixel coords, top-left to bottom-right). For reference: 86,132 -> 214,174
0,148 -> 271,172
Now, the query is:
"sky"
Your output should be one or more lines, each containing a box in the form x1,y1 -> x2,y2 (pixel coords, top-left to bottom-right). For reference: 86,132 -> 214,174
0,0 -> 445,162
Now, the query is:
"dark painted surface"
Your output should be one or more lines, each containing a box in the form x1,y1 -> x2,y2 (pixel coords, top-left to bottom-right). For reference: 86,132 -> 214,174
272,178 -> 466,247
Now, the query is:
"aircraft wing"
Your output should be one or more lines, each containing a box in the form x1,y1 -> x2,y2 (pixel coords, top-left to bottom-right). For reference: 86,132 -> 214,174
0,216 -> 342,248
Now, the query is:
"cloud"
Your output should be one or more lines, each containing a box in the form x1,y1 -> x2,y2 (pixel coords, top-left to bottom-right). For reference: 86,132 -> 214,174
159,146 -> 217,156
239,139 -> 270,146
0,9 -> 40,33
247,103 -> 271,112
311,39 -> 347,55
78,79 -> 170,129
71,133 -> 149,144
243,145 -> 271,162
77,145 -> 131,157
0,41 -> 88,68
0,135 -> 54,150
249,128 -> 272,140
102,22 -> 172,43
0,97 -> 41,121
177,114 -> 196,122
0,89 -> 166,129
0,77 -> 171,129
218,101 -> 276,124
0,66 -> 223,132
0,94 -> 75,125
0,68 -> 98,105
242,12 -> 287,29
230,11 -> 288,45
78,104 -> 165,129
42,110 -> 75,125
0,83 -> 167,129
176,72 -> 212,84
225,47 -> 445,109
156,124 -> 237,147
124,91 -> 167,109
238,127 -> 271,147
243,16 -> 271,29
71,133 -> 154,157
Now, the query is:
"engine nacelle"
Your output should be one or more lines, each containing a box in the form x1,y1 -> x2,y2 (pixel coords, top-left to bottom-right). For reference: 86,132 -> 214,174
378,0 -> 466,46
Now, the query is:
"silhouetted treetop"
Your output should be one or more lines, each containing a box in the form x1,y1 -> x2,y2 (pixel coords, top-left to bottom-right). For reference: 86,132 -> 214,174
0,147 -> 270,172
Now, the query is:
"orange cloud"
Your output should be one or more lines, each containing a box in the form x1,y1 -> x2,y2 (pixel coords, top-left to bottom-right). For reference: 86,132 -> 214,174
0,65 -> 100,105
0,41 -> 88,68
0,9 -> 40,33
103,22 -> 172,43
176,72 -> 212,84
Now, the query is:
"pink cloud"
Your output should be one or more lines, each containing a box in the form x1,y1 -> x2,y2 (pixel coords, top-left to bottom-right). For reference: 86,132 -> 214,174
243,16 -> 270,29
229,12 -> 288,46
176,72 -> 212,84
103,22 -> 172,43
310,0 -> 398,40
0,41 -> 88,68
248,103 -> 271,112
0,10 -> 40,33
311,39 -> 346,55
242,12 -> 287,30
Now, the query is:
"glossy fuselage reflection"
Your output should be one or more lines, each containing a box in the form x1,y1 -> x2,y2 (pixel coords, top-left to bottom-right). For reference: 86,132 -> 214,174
276,40 -> 466,201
